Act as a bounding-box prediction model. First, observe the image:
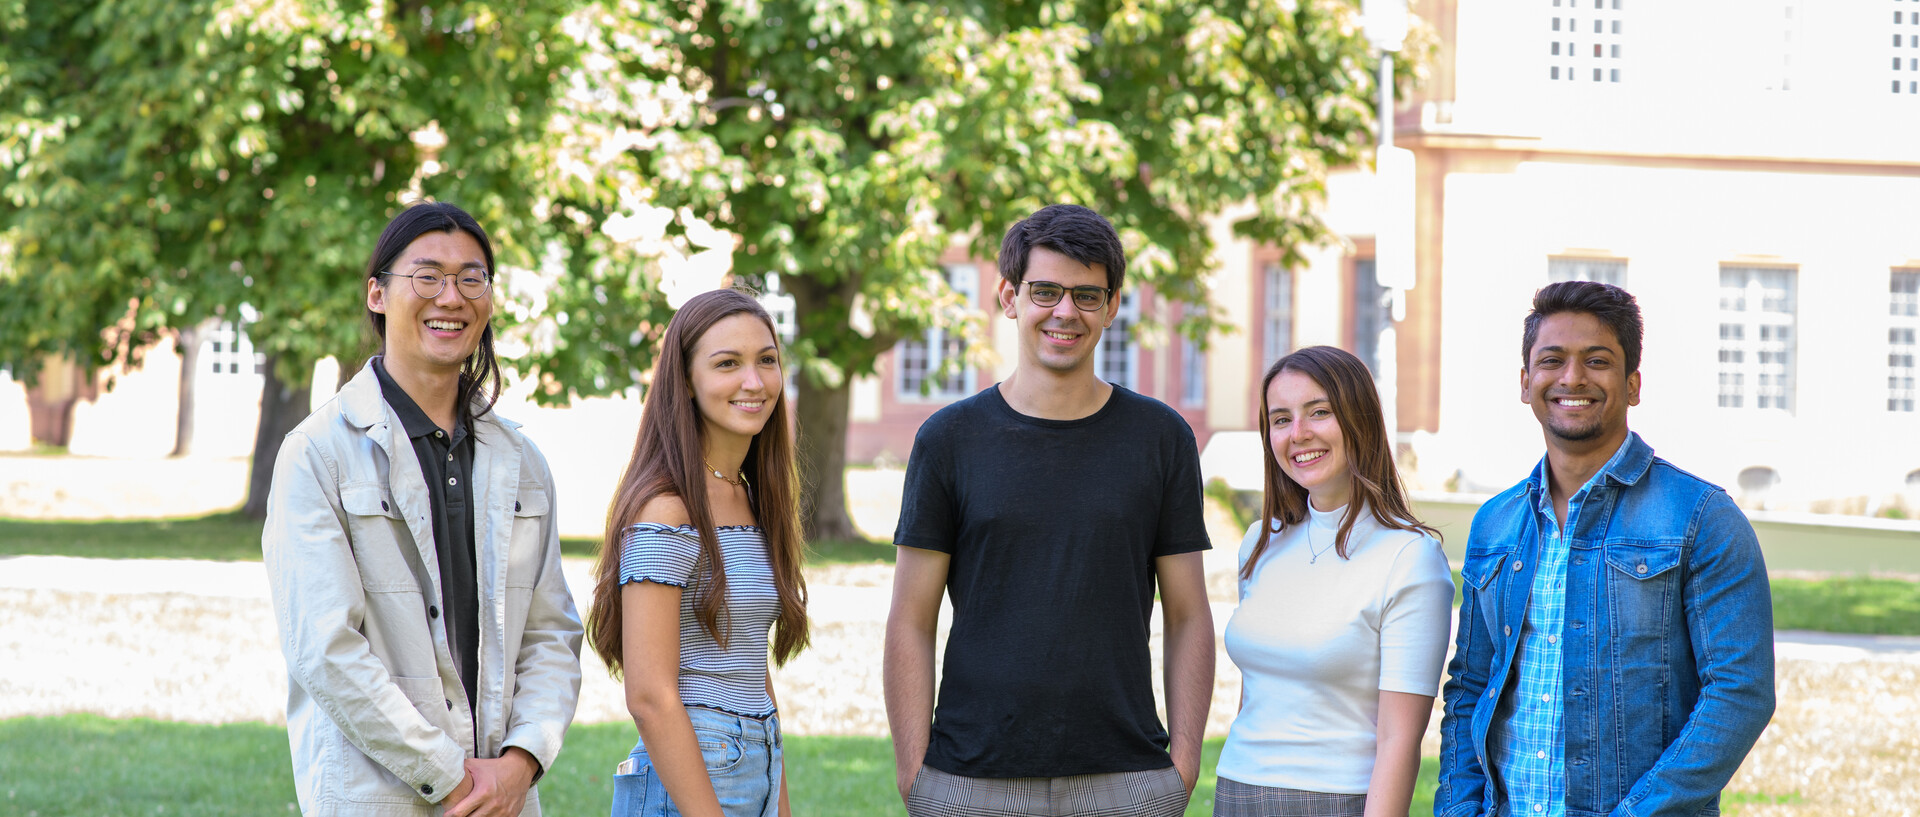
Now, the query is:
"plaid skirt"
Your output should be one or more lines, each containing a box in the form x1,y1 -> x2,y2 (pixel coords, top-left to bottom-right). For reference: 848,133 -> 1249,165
1211,777 -> 1367,817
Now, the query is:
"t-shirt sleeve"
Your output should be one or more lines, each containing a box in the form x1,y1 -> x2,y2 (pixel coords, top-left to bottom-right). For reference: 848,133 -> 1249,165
620,524 -> 702,587
1152,416 -> 1211,557
1376,533 -> 1457,696
893,416 -> 957,553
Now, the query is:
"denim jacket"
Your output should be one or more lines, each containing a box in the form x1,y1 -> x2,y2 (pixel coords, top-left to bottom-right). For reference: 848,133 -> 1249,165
1436,433 -> 1774,817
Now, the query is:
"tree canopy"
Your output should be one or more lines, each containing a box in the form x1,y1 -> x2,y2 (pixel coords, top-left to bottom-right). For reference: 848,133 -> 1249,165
1,0 -> 1417,529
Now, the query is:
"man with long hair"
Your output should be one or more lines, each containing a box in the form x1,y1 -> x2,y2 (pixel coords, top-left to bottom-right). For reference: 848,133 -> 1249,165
883,204 -> 1215,817
263,202 -> 583,817
1436,281 -> 1775,817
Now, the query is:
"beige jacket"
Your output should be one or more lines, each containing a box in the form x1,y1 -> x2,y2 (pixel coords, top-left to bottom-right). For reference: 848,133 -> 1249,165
263,363 -> 583,816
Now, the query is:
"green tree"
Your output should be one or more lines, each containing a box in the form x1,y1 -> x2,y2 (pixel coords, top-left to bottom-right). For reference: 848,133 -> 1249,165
0,0 -> 582,515
523,0 -> 1418,538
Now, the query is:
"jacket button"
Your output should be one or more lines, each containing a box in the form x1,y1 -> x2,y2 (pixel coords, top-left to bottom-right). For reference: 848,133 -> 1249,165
446,699 -> 453,710
1636,564 -> 1649,574
1513,561 -> 1524,572
515,501 -> 522,512
429,606 -> 440,619
380,500 -> 389,512
1503,625 -> 1512,637
421,784 -> 434,795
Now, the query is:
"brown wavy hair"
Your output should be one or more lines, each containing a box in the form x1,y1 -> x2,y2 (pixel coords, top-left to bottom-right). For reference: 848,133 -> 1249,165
1240,345 -> 1439,581
588,289 -> 810,677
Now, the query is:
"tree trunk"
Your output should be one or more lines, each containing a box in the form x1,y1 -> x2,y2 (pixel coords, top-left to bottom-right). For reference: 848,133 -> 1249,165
169,322 -> 207,457
784,271 -> 863,543
795,372 -> 858,542
241,354 -> 312,520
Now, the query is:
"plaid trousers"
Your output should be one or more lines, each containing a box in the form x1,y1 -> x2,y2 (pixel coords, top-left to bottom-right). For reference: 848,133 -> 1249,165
1211,777 -> 1367,817
904,764 -> 1189,817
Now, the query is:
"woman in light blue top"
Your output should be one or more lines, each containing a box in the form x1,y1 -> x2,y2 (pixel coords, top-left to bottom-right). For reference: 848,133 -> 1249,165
589,289 -> 810,817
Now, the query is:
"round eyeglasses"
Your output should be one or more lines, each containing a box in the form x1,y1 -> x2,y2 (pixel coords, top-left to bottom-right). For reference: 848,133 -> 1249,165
377,269 -> 492,301
1025,280 -> 1111,312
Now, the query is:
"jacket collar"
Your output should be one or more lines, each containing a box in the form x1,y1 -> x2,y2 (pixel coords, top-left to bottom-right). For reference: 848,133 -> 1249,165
339,356 -> 521,439
1526,430 -> 1653,501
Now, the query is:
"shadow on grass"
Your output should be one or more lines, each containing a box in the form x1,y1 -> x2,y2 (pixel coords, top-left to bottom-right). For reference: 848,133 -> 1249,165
0,512 -> 265,562
1,513 -> 891,569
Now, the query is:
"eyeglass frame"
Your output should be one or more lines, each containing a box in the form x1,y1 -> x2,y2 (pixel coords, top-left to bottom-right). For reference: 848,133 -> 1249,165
376,268 -> 494,301
1022,279 -> 1113,312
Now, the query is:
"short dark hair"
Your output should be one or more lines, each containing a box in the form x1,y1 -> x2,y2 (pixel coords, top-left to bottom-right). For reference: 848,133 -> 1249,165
1523,280 -> 1644,374
996,204 -> 1127,293
363,201 -> 502,422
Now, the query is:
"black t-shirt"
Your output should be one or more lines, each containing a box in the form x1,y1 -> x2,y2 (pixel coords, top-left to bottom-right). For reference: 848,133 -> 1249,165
894,384 -> 1211,779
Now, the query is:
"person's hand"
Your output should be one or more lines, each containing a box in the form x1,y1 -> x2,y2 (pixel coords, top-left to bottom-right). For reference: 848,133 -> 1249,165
443,748 -> 538,817
1174,755 -> 1198,793
896,764 -> 921,801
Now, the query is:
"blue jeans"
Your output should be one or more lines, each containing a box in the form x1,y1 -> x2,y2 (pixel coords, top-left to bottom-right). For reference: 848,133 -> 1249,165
612,707 -> 783,817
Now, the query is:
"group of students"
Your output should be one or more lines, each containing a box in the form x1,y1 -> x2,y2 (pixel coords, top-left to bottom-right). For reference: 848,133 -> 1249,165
262,200 -> 1775,817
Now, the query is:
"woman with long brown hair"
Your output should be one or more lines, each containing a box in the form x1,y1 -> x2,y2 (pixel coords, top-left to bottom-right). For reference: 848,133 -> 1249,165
590,288 -> 809,817
1214,346 -> 1454,817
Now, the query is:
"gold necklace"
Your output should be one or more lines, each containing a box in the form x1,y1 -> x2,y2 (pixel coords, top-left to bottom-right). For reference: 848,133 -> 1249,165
704,458 -> 748,488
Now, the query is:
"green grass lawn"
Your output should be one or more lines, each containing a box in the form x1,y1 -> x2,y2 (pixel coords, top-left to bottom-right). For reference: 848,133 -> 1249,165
0,715 -> 1433,816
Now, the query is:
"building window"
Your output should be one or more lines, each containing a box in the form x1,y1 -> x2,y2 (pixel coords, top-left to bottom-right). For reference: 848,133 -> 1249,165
1263,262 -> 1294,367
1548,257 -> 1628,288
1181,335 -> 1207,408
1717,266 -> 1797,412
206,320 -> 265,376
1352,258 -> 1390,377
1095,290 -> 1139,389
895,264 -> 976,400
1892,270 -> 1920,411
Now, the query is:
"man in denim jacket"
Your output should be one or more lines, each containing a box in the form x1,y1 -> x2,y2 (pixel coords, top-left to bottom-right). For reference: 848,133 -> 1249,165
1436,281 -> 1774,817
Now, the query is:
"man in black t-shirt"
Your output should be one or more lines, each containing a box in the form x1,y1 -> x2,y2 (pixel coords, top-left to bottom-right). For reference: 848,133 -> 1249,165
884,204 -> 1214,817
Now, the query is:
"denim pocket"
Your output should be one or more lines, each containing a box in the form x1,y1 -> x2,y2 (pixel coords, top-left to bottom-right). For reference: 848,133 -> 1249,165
1604,544 -> 1682,639
695,730 -> 746,774
610,762 -> 660,817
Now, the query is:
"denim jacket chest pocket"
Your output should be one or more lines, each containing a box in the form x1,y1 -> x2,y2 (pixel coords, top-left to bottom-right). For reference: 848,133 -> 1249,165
1461,550 -> 1512,639
1600,541 -> 1686,649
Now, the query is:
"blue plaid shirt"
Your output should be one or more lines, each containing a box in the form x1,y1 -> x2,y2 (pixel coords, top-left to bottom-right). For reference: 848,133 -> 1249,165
1489,439 -> 1630,817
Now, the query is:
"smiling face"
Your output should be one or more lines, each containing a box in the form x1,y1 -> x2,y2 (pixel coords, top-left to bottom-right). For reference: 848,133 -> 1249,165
1522,310 -> 1641,453
998,246 -> 1118,378
367,229 -> 493,380
1267,368 -> 1353,512
688,312 -> 783,449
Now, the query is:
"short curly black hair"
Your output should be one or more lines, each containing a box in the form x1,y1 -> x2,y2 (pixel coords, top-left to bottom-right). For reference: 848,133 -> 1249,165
1523,280 -> 1644,374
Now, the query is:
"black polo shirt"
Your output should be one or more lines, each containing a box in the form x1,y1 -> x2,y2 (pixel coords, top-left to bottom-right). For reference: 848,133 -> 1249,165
373,358 -> 480,718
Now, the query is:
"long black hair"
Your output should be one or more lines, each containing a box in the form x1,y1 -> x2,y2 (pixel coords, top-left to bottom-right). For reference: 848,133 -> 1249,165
363,201 -> 503,423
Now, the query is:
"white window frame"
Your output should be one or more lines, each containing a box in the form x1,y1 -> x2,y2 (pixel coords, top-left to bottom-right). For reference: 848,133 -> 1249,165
206,318 -> 265,377
895,264 -> 977,401
1716,266 -> 1797,413
1263,263 -> 1293,368
1891,269 -> 1919,412
1094,290 -> 1139,391
1548,257 -> 1628,288
1180,333 -> 1206,408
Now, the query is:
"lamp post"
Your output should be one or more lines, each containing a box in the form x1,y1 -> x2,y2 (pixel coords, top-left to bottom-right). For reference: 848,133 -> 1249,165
1364,0 -> 1414,457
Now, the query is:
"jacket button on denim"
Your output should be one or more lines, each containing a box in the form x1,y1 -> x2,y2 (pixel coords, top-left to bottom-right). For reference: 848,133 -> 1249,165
1636,563 -> 1648,574
1513,561 -> 1523,572
1504,625 -> 1512,637
429,605 -> 440,619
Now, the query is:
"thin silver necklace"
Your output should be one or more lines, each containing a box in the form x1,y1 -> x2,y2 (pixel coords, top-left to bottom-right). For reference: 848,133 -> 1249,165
1306,525 -> 1337,564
